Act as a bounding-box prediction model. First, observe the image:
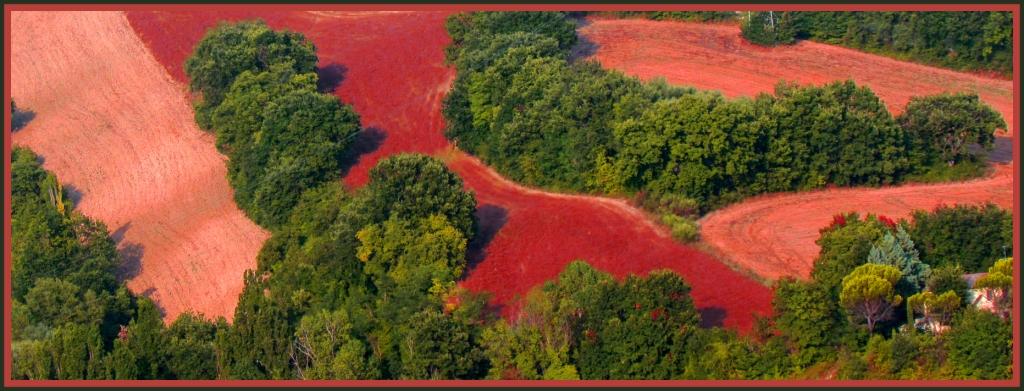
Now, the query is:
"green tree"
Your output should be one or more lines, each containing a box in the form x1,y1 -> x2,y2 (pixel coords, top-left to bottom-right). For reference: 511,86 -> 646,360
908,203 -> 1011,271
811,213 -> 889,293
840,264 -> 904,332
866,226 -> 931,295
741,11 -> 797,46
108,298 -> 169,380
926,264 -> 970,307
165,312 -> 221,380
399,309 -> 487,379
364,154 -> 478,239
898,93 -> 1006,166
944,309 -> 1012,379
771,278 -> 841,366
292,309 -> 378,379
184,20 -> 317,127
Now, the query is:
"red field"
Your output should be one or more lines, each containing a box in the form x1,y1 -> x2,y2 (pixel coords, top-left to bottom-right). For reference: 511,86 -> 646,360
580,17 -> 1015,135
126,10 -> 773,330
10,12 -> 269,321
582,17 -> 1016,281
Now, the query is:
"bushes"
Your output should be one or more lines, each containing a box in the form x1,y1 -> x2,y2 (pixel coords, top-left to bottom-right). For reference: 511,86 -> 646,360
908,203 -> 1012,272
187,22 -> 361,229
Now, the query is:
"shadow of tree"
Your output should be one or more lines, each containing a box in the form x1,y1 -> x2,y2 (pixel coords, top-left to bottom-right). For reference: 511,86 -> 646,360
698,306 -> 727,328
11,102 -> 36,132
465,204 -> 509,271
338,127 -> 387,178
317,63 -> 348,93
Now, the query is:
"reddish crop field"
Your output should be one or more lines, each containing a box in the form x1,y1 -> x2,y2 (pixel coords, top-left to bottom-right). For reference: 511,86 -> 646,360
581,17 -> 1015,135
11,12 -> 269,321
582,17 -> 1016,281
127,10 -> 773,330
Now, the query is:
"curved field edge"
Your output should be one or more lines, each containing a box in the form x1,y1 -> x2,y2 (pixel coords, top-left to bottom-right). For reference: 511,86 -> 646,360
10,11 -> 270,321
125,10 -> 773,331
580,16 -> 1016,282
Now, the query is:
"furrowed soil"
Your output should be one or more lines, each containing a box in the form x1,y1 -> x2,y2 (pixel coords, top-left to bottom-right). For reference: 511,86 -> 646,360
581,17 -> 1016,281
10,11 -> 270,321
580,17 -> 1014,135
126,10 -> 772,330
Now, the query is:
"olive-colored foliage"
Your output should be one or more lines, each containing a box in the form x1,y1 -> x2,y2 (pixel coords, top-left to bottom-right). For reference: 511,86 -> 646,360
605,11 -> 737,22
212,64 -> 360,229
926,265 -> 970,307
292,309 -> 379,380
944,309 -> 1012,379
165,312 -> 222,380
184,20 -> 317,127
12,147 -> 119,301
364,154 -> 477,239
898,93 -> 1006,166
357,215 -> 468,299
811,213 -> 889,294
681,328 -> 793,380
445,11 -> 577,65
908,203 -> 1012,272
745,12 -> 1013,76
108,298 -> 170,380
771,278 -> 843,367
214,273 -> 294,380
840,264 -> 903,332
399,309 -> 488,380
740,11 -> 798,46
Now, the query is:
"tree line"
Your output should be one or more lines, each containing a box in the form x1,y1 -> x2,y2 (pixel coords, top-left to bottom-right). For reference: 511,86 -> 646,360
739,11 -> 1013,77
13,143 -> 1012,379
443,11 -> 1005,238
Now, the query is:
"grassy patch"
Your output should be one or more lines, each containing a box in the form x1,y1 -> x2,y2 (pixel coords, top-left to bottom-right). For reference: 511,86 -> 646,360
905,157 -> 991,184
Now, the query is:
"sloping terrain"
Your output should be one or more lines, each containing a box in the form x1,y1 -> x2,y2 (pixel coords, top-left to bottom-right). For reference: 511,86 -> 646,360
10,11 -> 269,321
581,17 -> 1016,281
126,10 -> 773,330
580,17 -> 1014,135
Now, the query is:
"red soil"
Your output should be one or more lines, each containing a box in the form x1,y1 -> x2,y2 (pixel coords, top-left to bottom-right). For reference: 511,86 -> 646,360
580,17 -> 1015,136
10,11 -> 270,321
700,165 -> 1014,281
126,10 -> 772,330
582,17 -> 1016,281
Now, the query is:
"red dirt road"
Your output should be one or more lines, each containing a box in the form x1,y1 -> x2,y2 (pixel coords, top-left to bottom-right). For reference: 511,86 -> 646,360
127,10 -> 772,330
10,11 -> 270,321
582,17 -> 1016,281
580,17 -> 1015,135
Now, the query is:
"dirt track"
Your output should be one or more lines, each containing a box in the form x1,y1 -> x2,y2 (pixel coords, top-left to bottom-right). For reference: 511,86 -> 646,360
582,17 -> 1016,281
126,10 -> 773,330
10,12 -> 269,321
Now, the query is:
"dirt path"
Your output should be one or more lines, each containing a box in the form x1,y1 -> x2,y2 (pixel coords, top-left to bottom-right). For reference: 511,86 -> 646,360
581,17 -> 1016,281
10,11 -> 269,321
580,17 -> 1014,136
126,10 -> 773,330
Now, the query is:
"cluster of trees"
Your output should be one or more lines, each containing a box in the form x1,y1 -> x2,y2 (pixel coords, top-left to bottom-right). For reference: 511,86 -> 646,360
11,143 -> 1015,380
185,20 -> 362,229
11,147 -> 219,379
443,11 -> 1005,224
740,11 -> 1013,76
599,11 -> 737,22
